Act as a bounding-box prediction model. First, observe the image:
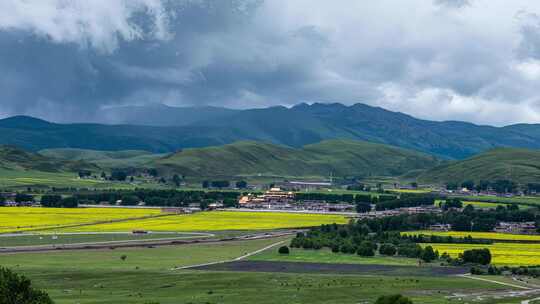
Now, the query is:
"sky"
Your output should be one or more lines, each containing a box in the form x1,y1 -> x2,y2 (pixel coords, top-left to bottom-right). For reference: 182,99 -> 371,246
2,0 -> 540,126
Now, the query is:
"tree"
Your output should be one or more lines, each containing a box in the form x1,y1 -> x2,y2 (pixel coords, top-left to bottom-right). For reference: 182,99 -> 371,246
15,193 -> 33,203
355,202 -> 371,213
235,180 -> 248,189
461,180 -> 475,190
379,243 -> 397,256
40,195 -> 62,207
202,180 -> 210,188
78,170 -> 92,178
147,168 -> 159,177
357,243 -> 374,257
446,182 -> 458,191
0,267 -> 54,304
120,195 -> 140,206
110,170 -> 127,181
421,246 -> 437,262
100,171 -> 107,179
461,248 -> 491,265
60,197 -> 78,208
0,194 -> 5,207
211,181 -> 230,188
375,294 -> 413,304
278,246 -> 290,254
172,174 -> 182,187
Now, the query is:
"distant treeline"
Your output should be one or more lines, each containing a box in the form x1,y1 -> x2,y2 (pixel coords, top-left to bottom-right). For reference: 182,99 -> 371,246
74,189 -> 243,208
447,179 -> 540,194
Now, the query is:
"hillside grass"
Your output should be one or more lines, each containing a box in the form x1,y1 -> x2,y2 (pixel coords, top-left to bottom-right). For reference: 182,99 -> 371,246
419,147 -> 540,184
153,139 -> 440,179
39,148 -> 165,169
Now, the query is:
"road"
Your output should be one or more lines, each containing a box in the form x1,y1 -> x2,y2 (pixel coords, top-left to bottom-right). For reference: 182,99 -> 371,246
172,240 -> 286,270
0,230 -> 296,253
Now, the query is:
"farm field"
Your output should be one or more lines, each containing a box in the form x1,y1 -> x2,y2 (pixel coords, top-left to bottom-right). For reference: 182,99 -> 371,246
0,207 -> 161,233
405,230 -> 540,242
53,211 -> 349,232
0,238 -> 514,304
422,242 -> 540,266
249,247 -> 420,266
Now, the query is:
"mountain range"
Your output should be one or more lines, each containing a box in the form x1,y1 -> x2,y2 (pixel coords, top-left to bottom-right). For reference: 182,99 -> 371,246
3,102 -> 540,159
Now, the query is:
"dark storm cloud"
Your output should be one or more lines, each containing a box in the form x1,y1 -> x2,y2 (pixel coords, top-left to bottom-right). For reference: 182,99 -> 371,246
1,0 -> 540,125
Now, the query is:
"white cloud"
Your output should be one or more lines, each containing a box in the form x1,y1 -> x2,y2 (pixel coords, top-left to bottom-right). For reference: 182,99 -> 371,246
0,0 -> 171,53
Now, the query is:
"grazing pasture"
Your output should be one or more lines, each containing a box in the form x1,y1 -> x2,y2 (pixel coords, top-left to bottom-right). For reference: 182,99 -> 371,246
55,211 -> 349,232
249,247 -> 419,266
0,237 -> 511,304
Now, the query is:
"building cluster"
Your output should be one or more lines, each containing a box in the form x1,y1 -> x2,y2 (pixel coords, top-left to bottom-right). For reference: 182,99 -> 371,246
353,205 -> 442,219
427,221 -> 537,234
238,187 -> 355,212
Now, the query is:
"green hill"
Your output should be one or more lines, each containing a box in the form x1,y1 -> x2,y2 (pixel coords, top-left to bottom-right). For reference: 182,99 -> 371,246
39,148 -> 165,169
0,146 -> 98,173
152,139 -> 440,179
418,148 -> 540,184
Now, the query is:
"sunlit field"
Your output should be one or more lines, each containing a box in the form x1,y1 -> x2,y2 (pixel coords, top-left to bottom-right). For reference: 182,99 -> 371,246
404,230 -> 540,242
0,207 -> 161,233
462,201 -> 513,209
423,243 -> 540,266
55,211 -> 349,232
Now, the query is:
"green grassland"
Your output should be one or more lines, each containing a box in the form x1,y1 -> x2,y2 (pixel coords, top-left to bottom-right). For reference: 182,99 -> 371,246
0,168 -> 136,189
0,232 -> 201,247
249,247 -> 420,266
419,147 -> 540,184
153,139 -> 440,179
0,238 -> 514,304
39,148 -> 165,169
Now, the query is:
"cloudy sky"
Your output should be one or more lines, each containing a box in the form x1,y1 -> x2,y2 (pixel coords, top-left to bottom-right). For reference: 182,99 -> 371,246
2,0 -> 540,126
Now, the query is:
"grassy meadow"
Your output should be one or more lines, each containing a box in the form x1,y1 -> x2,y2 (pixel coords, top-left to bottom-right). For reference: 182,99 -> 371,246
0,237 -> 513,304
249,247 -> 420,266
54,211 -> 349,232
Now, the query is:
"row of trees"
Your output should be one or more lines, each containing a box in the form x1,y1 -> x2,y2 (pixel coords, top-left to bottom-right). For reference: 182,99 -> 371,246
447,179 -> 525,194
202,180 -> 247,189
73,189 -> 242,208
40,195 -> 78,208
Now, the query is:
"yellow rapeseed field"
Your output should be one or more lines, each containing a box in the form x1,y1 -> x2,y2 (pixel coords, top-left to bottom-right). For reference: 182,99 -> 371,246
0,207 -> 161,233
422,243 -> 540,266
404,230 -> 540,242
57,211 -> 349,232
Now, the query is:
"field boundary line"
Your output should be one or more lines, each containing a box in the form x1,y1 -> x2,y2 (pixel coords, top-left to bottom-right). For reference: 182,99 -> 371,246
458,274 -> 532,290
172,240 -> 286,270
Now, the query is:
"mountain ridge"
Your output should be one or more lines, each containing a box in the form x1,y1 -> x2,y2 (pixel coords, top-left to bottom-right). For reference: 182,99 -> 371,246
3,102 -> 540,159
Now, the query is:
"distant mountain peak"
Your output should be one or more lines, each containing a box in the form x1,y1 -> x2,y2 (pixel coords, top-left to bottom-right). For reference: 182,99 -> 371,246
0,115 -> 54,129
